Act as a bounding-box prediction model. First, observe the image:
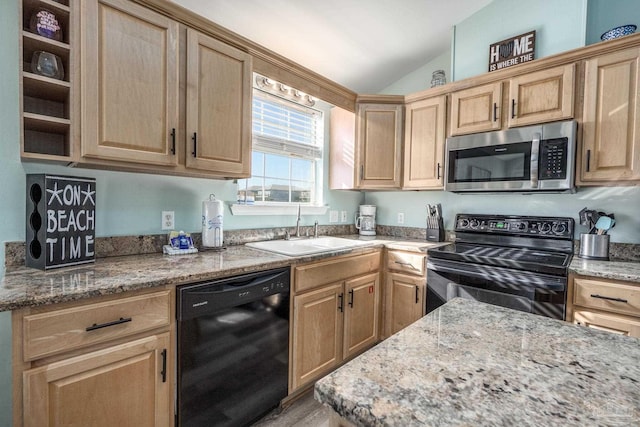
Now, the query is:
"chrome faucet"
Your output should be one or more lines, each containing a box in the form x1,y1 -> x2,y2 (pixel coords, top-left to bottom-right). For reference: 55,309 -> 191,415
314,220 -> 318,238
294,204 -> 301,238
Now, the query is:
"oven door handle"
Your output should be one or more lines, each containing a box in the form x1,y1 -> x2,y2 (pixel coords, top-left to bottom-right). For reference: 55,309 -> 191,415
426,259 -> 566,292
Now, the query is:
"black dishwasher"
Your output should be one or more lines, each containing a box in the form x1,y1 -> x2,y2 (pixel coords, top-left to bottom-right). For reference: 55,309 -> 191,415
177,267 -> 290,427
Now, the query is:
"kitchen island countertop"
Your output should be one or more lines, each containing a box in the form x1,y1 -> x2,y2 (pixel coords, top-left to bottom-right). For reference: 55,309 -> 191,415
314,298 -> 640,426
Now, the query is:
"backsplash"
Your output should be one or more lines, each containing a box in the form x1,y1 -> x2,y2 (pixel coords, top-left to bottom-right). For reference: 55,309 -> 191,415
6,225 -> 639,269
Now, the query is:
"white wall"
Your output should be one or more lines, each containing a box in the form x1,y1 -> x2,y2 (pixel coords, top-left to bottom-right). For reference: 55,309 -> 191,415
380,48 -> 452,95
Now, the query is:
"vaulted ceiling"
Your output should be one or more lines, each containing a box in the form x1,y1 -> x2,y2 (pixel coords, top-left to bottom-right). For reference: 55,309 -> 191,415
171,0 -> 493,93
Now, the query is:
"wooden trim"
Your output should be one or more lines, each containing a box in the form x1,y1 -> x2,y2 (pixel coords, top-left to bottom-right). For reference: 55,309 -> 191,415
132,0 -> 357,111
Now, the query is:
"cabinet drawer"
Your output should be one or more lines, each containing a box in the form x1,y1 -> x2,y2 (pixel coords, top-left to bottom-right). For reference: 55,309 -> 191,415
573,309 -> 640,338
573,278 -> 640,317
294,251 -> 380,293
386,250 -> 425,276
23,290 -> 171,361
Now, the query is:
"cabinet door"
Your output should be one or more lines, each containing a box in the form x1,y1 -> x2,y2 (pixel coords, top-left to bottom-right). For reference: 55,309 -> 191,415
450,82 -> 502,136
81,0 -> 179,165
385,272 -> 424,337
508,64 -> 574,127
329,107 -> 356,189
574,309 -> 640,338
291,283 -> 344,390
23,333 -> 171,427
185,29 -> 252,176
402,96 -> 446,189
343,273 -> 380,359
581,48 -> 640,183
356,103 -> 403,189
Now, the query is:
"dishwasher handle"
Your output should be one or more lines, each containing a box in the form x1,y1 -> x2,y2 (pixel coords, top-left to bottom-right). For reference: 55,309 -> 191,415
178,267 -> 290,320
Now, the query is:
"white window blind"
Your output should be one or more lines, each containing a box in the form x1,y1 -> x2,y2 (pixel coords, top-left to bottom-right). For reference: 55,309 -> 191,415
238,88 -> 324,205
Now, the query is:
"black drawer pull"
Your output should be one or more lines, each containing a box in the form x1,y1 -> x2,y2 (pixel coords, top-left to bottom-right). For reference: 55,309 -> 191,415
493,102 -> 498,122
415,285 -> 419,304
590,294 -> 628,303
170,128 -> 176,155
338,293 -> 344,312
348,289 -> 354,308
437,162 -> 441,179
586,149 -> 591,172
161,349 -> 167,383
511,99 -> 516,119
86,317 -> 132,332
192,132 -> 197,157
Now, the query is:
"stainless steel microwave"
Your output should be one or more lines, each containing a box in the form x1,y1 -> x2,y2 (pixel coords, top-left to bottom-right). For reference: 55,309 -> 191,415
444,120 -> 577,193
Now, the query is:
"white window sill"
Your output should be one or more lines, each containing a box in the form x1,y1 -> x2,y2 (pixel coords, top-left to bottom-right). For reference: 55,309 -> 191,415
229,204 -> 329,216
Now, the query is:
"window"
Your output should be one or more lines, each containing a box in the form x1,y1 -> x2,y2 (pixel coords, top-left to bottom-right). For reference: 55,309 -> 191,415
237,81 -> 324,206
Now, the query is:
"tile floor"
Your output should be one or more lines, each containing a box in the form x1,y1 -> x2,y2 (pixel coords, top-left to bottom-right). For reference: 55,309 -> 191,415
252,390 -> 332,427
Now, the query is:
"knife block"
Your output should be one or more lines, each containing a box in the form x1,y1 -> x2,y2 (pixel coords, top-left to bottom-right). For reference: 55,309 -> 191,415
427,218 -> 445,242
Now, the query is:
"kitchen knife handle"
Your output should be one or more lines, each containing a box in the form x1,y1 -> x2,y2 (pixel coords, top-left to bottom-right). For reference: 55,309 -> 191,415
348,289 -> 354,308
86,317 -> 132,332
437,162 -> 441,179
170,128 -> 176,155
511,99 -> 516,119
415,285 -> 419,304
192,132 -> 197,157
338,293 -> 344,312
160,349 -> 167,383
493,102 -> 498,122
590,294 -> 628,304
586,149 -> 591,172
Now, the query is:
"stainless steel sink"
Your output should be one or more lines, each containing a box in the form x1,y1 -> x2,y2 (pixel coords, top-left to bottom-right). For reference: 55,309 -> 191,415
245,236 -> 371,256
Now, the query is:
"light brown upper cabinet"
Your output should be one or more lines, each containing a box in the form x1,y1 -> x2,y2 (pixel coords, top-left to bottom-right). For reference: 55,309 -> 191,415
450,82 -> 502,136
402,95 -> 446,189
355,101 -> 404,189
329,107 -> 356,190
81,0 -> 179,166
579,47 -> 640,184
185,29 -> 252,177
450,64 -> 574,136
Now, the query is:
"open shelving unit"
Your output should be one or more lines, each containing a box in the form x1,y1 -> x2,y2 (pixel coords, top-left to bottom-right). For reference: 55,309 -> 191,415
20,0 -> 74,161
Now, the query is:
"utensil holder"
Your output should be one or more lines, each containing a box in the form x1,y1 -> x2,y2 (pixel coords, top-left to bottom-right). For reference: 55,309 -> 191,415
579,234 -> 609,260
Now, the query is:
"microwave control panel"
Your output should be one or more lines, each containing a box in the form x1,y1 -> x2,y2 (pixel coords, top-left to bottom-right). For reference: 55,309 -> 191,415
538,138 -> 567,180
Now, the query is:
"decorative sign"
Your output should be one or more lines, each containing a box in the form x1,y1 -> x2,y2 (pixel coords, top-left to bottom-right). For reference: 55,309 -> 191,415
489,30 -> 536,72
26,175 -> 96,270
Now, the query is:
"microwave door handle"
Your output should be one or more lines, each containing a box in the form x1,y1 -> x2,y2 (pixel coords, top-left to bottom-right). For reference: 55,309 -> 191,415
530,133 -> 540,188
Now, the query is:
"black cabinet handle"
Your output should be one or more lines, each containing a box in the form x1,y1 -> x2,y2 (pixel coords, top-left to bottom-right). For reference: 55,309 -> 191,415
415,285 -> 419,304
170,128 -> 176,155
348,289 -> 354,308
511,99 -> 516,119
437,162 -> 441,179
161,349 -> 167,383
493,102 -> 498,122
338,293 -> 344,312
86,317 -> 132,332
586,149 -> 591,172
192,132 -> 197,157
359,165 -> 364,181
590,294 -> 628,303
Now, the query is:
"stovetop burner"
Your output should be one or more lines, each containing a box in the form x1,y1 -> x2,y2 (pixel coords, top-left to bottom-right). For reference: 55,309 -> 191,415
428,214 -> 575,276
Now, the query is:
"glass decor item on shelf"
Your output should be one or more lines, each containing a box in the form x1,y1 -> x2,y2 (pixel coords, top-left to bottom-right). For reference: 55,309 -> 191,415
31,51 -> 64,80
29,9 -> 63,41
430,69 -> 446,87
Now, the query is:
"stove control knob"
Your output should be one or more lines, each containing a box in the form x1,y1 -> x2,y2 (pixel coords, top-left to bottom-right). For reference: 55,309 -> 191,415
539,222 -> 552,234
469,219 -> 480,229
514,222 -> 527,231
458,218 -> 469,229
552,222 -> 567,235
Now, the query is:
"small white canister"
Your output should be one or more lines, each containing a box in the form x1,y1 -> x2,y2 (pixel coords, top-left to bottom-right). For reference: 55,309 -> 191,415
202,194 -> 223,247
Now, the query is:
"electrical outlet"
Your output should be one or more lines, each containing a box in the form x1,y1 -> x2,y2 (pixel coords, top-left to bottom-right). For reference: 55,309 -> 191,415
162,211 -> 175,230
397,212 -> 405,224
329,210 -> 339,223
340,211 -> 348,223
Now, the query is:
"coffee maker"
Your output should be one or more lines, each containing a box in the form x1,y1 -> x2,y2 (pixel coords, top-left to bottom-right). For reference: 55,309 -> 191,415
355,205 -> 376,236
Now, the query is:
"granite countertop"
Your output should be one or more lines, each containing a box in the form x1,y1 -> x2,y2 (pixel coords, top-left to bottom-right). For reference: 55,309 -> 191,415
314,298 -> 640,427
0,236 -> 443,312
569,257 -> 640,283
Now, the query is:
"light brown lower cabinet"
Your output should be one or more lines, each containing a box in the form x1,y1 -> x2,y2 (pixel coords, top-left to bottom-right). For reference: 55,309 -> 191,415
23,333 -> 171,427
385,272 -> 425,337
14,289 -> 174,427
290,252 -> 381,391
568,274 -> 640,338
